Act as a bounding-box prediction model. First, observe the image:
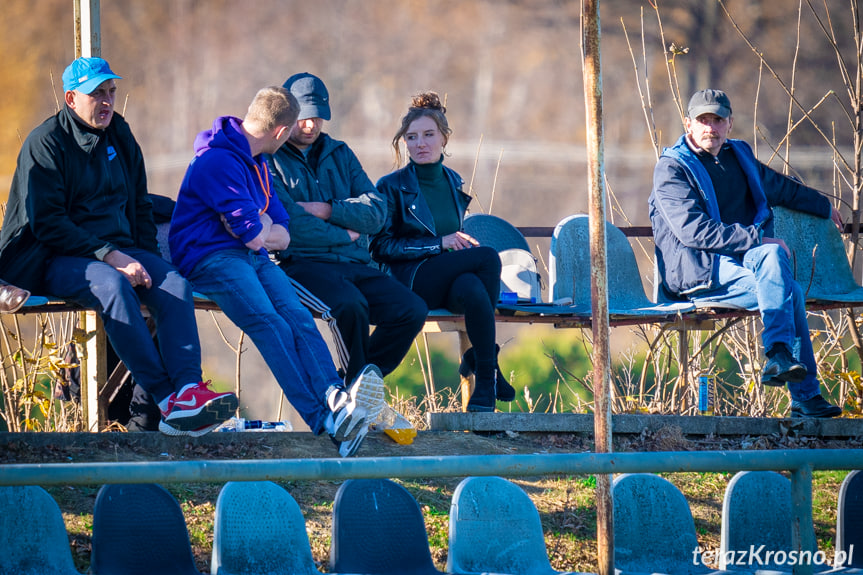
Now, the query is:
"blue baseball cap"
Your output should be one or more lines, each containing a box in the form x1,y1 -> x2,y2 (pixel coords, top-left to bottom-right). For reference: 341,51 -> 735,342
62,57 -> 122,94
283,73 -> 331,121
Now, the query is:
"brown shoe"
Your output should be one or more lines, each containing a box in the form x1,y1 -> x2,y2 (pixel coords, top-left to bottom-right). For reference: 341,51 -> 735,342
0,282 -> 30,314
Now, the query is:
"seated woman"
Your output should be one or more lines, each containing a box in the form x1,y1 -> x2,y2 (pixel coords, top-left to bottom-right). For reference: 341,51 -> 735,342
371,92 -> 515,412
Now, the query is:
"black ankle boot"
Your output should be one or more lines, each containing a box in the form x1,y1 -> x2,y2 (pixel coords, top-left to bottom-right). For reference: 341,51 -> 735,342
459,345 -> 516,402
467,364 -> 497,412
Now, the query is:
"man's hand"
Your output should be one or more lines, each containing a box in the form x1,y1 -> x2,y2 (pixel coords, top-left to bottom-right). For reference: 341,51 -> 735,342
763,237 -> 791,258
831,206 -> 844,231
103,250 -> 152,288
442,231 -> 480,251
264,223 -> 291,251
347,229 -> 360,242
297,201 -> 333,221
245,212 -> 274,251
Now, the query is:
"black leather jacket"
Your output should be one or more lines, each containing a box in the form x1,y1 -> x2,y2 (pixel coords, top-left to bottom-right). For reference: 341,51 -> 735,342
371,162 -> 470,288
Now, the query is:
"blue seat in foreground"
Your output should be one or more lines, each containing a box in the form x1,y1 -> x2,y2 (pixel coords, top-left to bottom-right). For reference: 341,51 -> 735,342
90,483 -> 202,575
212,481 -> 321,575
614,473 -> 733,575
448,476 -> 588,575
0,485 -> 82,575
837,470 -> 863,570
331,478 -> 462,575
719,471 -> 829,574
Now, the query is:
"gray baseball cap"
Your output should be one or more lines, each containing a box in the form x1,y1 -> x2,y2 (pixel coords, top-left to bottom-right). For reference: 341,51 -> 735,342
687,89 -> 732,119
282,72 -> 331,121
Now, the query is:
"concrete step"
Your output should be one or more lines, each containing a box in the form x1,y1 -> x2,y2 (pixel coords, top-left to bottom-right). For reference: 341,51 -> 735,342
427,412 -> 863,438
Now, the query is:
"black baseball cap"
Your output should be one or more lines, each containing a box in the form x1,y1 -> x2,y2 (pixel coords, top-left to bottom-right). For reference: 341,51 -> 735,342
282,72 -> 331,121
687,89 -> 732,119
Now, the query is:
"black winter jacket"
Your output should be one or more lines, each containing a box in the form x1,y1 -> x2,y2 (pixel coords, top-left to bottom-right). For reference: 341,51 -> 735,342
371,162 -> 470,288
0,106 -> 157,292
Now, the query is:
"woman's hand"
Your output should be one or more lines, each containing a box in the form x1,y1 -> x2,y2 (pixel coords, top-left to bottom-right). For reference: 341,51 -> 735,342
442,231 -> 480,251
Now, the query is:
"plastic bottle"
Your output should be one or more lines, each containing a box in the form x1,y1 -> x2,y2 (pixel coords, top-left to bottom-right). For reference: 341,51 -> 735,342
375,405 -> 417,445
698,375 -> 715,416
216,417 -> 292,432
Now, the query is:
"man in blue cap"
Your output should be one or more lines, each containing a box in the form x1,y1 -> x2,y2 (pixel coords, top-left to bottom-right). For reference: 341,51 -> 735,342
0,57 -> 238,435
267,73 -> 427,385
650,88 -> 843,418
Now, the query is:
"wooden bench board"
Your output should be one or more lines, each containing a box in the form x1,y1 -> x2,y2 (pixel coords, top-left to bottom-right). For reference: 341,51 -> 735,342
8,219 -> 863,431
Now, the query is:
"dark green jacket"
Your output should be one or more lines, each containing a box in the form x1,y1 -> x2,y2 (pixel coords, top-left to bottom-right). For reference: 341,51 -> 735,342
266,133 -> 385,264
0,106 -> 157,292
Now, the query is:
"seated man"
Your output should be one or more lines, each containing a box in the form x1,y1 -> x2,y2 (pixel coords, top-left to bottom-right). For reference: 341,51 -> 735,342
267,73 -> 428,384
650,88 -> 842,418
169,86 -> 385,457
0,57 -> 237,435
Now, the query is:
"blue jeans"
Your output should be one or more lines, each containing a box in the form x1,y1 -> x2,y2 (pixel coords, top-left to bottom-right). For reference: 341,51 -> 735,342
44,248 -> 202,404
691,243 -> 819,401
188,250 -> 342,434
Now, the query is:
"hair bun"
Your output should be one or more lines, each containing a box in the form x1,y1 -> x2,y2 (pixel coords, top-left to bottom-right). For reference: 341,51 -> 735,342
410,91 -> 446,114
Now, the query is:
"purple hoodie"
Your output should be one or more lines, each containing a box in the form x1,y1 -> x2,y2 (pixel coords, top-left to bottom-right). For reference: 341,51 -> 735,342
169,116 -> 290,277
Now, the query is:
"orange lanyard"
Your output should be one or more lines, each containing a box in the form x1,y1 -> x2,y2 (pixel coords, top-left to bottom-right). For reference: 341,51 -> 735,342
254,162 -> 271,215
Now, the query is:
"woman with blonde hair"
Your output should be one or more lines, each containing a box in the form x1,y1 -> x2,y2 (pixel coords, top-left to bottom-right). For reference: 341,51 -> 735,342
371,92 -> 515,412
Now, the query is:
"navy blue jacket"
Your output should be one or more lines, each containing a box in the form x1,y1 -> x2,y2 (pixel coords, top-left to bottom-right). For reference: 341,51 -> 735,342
649,135 -> 832,297
371,162 -> 470,288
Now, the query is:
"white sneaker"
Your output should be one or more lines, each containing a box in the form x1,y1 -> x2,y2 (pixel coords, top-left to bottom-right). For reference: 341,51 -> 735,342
325,364 -> 385,443
332,425 -> 370,458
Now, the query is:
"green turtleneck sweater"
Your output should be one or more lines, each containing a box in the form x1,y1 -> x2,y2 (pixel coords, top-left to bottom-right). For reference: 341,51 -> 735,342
413,158 -> 459,236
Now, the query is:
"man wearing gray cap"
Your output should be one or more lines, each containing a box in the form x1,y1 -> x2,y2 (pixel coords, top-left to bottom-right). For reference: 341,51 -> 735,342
267,73 -> 427,385
0,57 -> 238,435
650,88 -> 843,418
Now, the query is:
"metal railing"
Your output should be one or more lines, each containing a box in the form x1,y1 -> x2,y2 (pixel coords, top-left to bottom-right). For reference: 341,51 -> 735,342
2,448 -> 861,575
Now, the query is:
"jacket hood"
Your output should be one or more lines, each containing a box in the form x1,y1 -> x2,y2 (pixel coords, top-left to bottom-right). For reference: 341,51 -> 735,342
194,116 -> 255,168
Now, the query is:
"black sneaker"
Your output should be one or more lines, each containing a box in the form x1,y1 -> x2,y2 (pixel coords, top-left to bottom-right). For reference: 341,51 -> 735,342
790,394 -> 842,418
761,345 -> 807,386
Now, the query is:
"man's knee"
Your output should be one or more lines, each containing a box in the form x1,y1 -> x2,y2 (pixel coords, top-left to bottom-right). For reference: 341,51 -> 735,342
403,292 -> 429,327
330,295 -> 371,327
91,269 -> 138,303
756,242 -> 789,264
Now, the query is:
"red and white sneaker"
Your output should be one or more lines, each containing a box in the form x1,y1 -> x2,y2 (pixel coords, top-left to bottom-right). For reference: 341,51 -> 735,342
158,381 -> 238,437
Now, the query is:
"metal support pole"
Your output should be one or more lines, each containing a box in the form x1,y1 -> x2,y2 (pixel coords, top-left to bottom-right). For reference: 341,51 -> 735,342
73,0 -> 101,58
582,2 -> 613,575
791,464 -> 815,575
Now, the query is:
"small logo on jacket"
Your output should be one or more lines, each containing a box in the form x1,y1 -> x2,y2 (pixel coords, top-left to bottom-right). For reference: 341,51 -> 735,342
289,177 -> 300,188
107,146 -> 117,162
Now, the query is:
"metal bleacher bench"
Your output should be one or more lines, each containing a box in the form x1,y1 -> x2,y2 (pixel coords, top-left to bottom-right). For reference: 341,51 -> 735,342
12,207 -> 863,431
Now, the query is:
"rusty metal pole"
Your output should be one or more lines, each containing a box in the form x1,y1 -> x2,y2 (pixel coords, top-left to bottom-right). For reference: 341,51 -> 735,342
72,0 -> 103,431
73,0 -> 101,58
582,2 -> 614,575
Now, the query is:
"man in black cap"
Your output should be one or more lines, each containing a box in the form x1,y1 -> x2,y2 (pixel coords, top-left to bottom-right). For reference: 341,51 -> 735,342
267,73 -> 427,385
649,88 -> 843,418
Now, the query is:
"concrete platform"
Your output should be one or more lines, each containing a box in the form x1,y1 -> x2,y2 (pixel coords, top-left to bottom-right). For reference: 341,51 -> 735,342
427,412 -> 863,438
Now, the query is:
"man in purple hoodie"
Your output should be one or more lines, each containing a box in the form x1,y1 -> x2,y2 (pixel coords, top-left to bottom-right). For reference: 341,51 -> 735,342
170,87 -> 385,457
